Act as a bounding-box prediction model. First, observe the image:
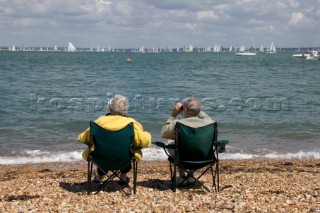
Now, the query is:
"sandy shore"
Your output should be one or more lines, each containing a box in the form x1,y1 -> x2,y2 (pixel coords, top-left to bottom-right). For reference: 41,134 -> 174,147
0,159 -> 319,212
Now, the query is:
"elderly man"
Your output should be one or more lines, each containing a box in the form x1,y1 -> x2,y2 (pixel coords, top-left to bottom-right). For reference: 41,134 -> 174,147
78,94 -> 151,184
161,97 -> 214,183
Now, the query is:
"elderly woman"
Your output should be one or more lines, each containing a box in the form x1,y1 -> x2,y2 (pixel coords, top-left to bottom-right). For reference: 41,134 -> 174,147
78,94 -> 151,183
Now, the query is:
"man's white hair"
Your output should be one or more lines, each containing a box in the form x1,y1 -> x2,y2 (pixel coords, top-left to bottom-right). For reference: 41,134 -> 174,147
183,97 -> 201,117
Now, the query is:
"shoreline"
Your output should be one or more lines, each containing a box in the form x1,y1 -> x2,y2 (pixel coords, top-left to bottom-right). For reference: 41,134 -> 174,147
1,159 -> 319,212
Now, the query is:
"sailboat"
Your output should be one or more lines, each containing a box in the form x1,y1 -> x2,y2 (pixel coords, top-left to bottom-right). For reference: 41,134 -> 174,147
259,45 -> 265,52
236,29 -> 257,56
213,44 -> 221,52
139,46 -> 145,53
11,45 -> 16,51
267,42 -> 276,53
229,45 -> 235,52
235,45 -> 257,56
67,42 -> 76,52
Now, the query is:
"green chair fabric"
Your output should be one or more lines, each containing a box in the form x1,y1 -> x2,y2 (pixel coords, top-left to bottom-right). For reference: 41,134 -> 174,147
154,122 -> 229,192
87,121 -> 137,194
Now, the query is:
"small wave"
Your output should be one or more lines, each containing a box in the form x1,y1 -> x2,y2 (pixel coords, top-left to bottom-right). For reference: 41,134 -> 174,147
1,147 -> 319,165
264,151 -> 320,159
0,150 -> 83,165
220,150 -> 320,160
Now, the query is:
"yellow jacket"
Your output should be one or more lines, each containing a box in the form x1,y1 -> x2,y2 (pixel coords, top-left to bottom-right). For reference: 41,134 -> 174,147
78,115 -> 151,161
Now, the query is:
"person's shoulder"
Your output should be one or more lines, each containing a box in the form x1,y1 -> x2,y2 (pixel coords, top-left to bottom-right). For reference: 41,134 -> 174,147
94,115 -> 107,121
124,116 -> 140,124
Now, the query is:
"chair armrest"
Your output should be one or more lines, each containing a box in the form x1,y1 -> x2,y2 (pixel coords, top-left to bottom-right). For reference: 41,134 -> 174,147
131,146 -> 142,151
152,141 -> 175,149
217,140 -> 229,153
218,140 -> 229,145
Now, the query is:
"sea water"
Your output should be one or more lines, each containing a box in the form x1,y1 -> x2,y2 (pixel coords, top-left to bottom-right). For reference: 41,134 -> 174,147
0,51 -> 319,164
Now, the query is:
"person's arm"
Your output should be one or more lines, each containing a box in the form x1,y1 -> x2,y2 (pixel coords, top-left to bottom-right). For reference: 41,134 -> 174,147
77,127 -> 90,145
161,103 -> 183,139
133,121 -> 152,148
160,116 -> 177,140
77,116 -> 104,145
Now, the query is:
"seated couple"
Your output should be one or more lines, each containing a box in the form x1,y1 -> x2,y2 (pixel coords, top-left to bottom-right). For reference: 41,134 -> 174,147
78,94 -> 215,185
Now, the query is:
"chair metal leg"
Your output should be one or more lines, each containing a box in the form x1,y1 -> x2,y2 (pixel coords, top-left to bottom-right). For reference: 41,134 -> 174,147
210,165 -> 216,192
173,163 -> 177,192
216,160 -> 219,192
87,160 -> 93,195
133,160 -> 137,194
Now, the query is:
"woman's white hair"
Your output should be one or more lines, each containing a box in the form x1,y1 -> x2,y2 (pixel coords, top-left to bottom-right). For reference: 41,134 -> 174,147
108,94 -> 129,116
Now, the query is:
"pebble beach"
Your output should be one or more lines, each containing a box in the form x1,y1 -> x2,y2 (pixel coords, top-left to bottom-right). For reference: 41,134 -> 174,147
1,159 -> 319,212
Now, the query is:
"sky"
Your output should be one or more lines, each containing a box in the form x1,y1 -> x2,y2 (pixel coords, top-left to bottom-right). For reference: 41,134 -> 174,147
0,0 -> 320,49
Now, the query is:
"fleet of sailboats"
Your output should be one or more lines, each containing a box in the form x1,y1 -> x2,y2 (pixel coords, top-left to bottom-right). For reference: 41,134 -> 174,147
4,41 -> 320,60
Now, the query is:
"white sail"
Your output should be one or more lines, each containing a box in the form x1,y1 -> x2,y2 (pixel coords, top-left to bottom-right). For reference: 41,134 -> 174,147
11,45 -> 16,51
67,42 -> 76,52
239,45 -> 245,52
229,45 -> 234,52
259,45 -> 264,52
139,46 -> 145,53
53,45 -> 58,51
267,42 -> 276,53
236,45 -> 257,56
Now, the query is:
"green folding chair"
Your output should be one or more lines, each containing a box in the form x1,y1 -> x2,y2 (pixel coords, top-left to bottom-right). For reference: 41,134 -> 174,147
154,122 -> 228,192
87,121 -> 138,195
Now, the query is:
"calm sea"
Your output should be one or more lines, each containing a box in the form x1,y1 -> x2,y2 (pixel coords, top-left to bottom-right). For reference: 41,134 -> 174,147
0,50 -> 319,164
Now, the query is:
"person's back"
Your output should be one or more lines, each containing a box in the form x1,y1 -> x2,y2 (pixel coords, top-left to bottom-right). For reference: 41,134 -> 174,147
160,97 -> 214,183
78,94 -> 151,183
161,97 -> 214,140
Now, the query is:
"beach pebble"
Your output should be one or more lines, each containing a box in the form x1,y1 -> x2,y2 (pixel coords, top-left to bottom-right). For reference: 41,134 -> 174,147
0,159 -> 319,212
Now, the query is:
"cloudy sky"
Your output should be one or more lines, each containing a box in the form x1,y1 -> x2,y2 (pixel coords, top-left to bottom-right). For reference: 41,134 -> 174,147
0,0 -> 319,49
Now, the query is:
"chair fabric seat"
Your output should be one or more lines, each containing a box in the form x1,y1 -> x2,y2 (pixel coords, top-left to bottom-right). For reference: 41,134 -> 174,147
154,121 -> 229,192
87,121 -> 138,195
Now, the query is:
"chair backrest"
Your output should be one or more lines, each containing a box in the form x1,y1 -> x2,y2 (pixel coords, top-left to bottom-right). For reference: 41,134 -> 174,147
89,121 -> 134,161
175,122 -> 217,161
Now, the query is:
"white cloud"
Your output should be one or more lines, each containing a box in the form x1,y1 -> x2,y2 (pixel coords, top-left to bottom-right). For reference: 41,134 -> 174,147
184,23 -> 197,30
196,10 -> 218,21
0,0 -> 319,48
289,12 -> 304,25
98,0 -> 112,6
13,18 -> 41,27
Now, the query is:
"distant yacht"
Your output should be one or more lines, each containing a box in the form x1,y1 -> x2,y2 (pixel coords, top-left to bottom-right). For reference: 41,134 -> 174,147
267,42 -> 276,53
139,46 -> 145,53
259,45 -> 265,52
213,44 -> 222,52
11,45 -> 16,51
235,45 -> 257,56
53,45 -> 58,51
306,50 -> 319,60
67,42 -> 76,52
229,45 -> 236,52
